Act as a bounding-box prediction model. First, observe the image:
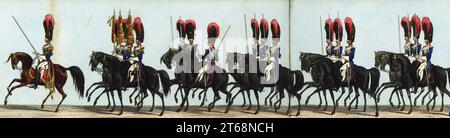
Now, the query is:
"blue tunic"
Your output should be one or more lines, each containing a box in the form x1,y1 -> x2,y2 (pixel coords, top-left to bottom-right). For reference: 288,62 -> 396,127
427,47 -> 433,69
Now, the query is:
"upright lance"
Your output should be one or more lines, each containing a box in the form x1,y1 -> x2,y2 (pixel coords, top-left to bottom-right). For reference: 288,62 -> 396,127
12,16 -> 39,55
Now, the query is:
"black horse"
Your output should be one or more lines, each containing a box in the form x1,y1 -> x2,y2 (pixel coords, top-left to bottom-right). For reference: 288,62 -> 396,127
160,48 -> 231,112
89,51 -> 170,116
300,52 -> 380,116
375,51 -> 450,114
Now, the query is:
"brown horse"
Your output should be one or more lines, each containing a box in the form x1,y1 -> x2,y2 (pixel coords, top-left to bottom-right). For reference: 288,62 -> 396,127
5,52 -> 85,112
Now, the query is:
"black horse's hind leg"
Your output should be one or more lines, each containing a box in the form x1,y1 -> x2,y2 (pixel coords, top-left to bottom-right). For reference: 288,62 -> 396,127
329,89 -> 336,115
253,89 -> 260,115
323,90 -> 328,111
388,90 -> 396,108
117,90 -> 124,115
246,90 -> 253,110
422,90 -> 431,106
269,88 -> 278,107
399,90 -> 406,111
176,88 -> 190,112
200,89 -> 208,107
109,90 -> 116,112
440,90 -> 444,112
405,89 -> 413,114
149,92 -> 156,112
363,92 -> 367,112
286,93 -> 291,115
208,90 -> 221,112
426,88 -> 438,112
93,89 -> 108,107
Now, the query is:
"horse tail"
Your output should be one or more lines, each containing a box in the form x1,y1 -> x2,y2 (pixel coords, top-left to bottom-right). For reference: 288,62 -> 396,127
292,70 -> 305,92
445,68 -> 450,87
66,66 -> 85,98
158,70 -> 171,96
369,67 -> 380,94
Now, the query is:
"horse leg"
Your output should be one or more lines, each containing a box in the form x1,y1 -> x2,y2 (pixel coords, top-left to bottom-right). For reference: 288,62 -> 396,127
316,91 -> 322,108
240,87 -> 248,107
200,89 -> 208,107
336,87 -> 346,107
41,92 -> 52,109
153,89 -> 165,116
269,88 -> 278,107
109,90 -> 116,112
354,87 -> 359,109
6,79 -> 21,92
54,86 -> 67,113
265,87 -> 274,106
421,90 -> 431,106
399,90 -> 406,111
323,90 -> 328,111
149,92 -> 156,112
395,90 -> 402,109
117,90 -> 124,115
4,83 -> 27,106
305,89 -> 320,106
88,84 -> 107,102
344,87 -> 352,107
176,88 -> 190,112
405,89 -> 413,114
414,88 -> 425,107
208,90 -> 221,112
363,92 -> 367,112
253,89 -> 260,115
286,93 -> 291,115
426,88 -> 438,112
348,87 -> 360,111
246,89 -> 253,110
93,88 -> 108,107
129,87 -> 138,104
295,92 -> 302,116
86,82 -> 104,101
440,90 -> 444,112
174,86 -> 181,103
276,90 -> 285,111
388,90 -> 396,108
329,89 -> 336,115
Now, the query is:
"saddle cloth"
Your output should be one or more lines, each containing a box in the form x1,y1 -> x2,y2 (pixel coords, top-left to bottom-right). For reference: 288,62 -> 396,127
30,61 -> 50,82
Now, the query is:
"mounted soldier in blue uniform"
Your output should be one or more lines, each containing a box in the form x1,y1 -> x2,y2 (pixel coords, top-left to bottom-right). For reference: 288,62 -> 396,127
418,16 -> 433,84
32,14 -> 55,94
340,17 -> 356,83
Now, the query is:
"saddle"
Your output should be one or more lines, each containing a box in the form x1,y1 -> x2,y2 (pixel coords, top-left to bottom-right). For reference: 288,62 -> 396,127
128,61 -> 141,83
30,61 -> 52,83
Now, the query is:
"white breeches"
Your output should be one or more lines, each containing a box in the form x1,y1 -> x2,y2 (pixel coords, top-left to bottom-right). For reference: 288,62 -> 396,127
340,62 -> 350,82
418,61 -> 428,82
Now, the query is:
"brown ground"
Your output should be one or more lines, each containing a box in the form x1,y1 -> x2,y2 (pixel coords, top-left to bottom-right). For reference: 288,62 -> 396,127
0,105 -> 449,118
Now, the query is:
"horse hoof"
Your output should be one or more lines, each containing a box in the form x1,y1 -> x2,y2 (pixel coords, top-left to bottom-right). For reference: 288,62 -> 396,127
175,99 -> 178,103
400,107 -> 405,111
129,99 -> 133,104
254,111 -> 259,115
149,108 -> 154,112
54,109 -> 59,113
184,108 -> 189,112
296,112 -> 300,116
241,104 -> 246,108
175,108 -> 182,112
408,110 -> 412,114
118,112 -> 123,116
4,101 -> 7,106
375,112 -> 379,117
331,111 -> 336,115
41,105 -> 44,109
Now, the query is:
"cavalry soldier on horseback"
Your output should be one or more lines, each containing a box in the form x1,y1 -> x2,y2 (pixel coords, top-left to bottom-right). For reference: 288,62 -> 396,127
333,17 -> 344,59
401,16 -> 415,62
197,22 -> 220,84
265,19 -> 281,82
32,14 -> 55,94
259,18 -> 270,62
340,17 -> 356,83
114,11 -> 126,59
325,17 -> 338,62
184,19 -> 200,74
122,11 -> 134,61
128,17 -> 145,82
411,14 -> 422,60
176,19 -> 187,49
418,16 -> 434,84
251,18 -> 260,58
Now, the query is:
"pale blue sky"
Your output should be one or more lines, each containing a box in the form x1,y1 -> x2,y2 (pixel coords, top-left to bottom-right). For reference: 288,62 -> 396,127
0,0 -> 448,106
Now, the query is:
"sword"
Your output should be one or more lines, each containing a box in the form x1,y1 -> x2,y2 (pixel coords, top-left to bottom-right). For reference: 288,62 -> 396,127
12,16 -> 39,55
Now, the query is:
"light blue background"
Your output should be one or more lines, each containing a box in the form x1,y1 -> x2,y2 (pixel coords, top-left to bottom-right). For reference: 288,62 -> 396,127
0,0 -> 447,106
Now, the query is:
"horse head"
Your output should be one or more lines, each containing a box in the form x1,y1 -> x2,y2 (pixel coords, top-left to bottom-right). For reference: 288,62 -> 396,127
374,51 -> 390,71
6,52 -> 32,70
160,48 -> 179,69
